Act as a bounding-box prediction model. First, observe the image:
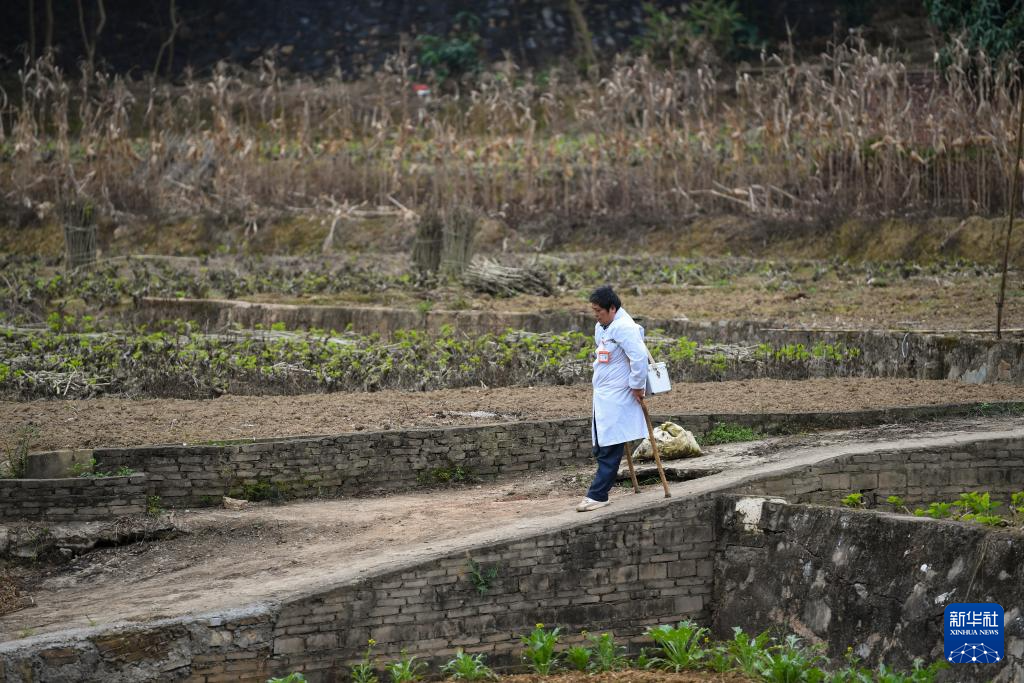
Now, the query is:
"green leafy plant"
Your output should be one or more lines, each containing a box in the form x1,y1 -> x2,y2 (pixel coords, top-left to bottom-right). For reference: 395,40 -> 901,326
146,495 -> 163,517
633,0 -> 757,67
588,631 -> 628,672
385,650 -> 426,683
827,661 -> 873,682
886,495 -> 910,514
728,626 -> 772,676
645,620 -> 708,671
874,657 -> 948,683
1011,491 -> 1024,525
466,559 -> 498,596
705,644 -> 733,672
351,639 -> 379,683
841,493 -> 864,508
633,647 -> 656,670
913,502 -> 953,519
417,12 -> 481,84
952,491 -> 1001,518
267,674 -> 308,683
755,635 -> 826,682
926,0 -> 1024,62
242,480 -> 275,502
564,642 -> 593,672
521,623 -> 561,675
70,458 -> 98,477
441,649 -> 494,681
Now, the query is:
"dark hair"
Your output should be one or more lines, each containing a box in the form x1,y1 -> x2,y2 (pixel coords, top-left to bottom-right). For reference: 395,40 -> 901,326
588,285 -> 621,311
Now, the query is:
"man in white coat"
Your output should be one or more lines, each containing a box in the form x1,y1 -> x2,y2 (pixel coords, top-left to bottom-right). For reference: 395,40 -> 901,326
577,285 -> 649,512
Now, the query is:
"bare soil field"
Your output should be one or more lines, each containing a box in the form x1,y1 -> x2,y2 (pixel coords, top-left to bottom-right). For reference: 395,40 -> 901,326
5,379 -> 1024,451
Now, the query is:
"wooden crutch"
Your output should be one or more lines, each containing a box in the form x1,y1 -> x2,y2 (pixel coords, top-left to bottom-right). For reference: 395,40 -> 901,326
639,397 -> 671,498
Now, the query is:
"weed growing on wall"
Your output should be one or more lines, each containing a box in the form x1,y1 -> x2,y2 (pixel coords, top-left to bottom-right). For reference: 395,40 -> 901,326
465,559 -> 499,596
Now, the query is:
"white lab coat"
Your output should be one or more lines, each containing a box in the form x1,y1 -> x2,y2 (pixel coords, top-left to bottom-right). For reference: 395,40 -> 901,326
591,307 -> 649,447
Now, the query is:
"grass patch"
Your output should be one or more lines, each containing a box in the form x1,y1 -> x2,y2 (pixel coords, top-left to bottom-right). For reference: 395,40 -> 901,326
701,423 -> 759,446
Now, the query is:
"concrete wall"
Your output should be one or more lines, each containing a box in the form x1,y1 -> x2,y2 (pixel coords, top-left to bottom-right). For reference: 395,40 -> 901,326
730,436 -> 1024,508
713,497 -> 1024,683
0,474 -> 147,521
0,496 -> 717,682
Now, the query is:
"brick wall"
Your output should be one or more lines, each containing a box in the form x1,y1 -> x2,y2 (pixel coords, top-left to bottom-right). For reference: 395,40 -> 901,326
0,474 -> 147,521
730,436 -> 1024,507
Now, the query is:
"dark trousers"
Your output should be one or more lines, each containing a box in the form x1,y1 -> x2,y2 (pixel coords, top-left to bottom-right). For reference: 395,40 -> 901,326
585,442 -> 624,502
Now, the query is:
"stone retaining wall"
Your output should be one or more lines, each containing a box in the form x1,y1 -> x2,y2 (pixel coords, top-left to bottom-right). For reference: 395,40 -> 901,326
91,420 -> 592,509
135,298 -> 584,339
713,497 -> 1024,683
135,298 -> 1024,384
0,496 -> 717,682
4,402 -> 1016,521
3,431 -> 1023,679
730,436 -> 1024,507
0,474 -> 147,521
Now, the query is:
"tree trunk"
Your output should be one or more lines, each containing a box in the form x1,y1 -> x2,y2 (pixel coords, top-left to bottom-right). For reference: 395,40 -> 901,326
76,0 -> 105,73
44,0 -> 53,54
28,0 -> 36,60
566,0 -> 597,78
153,0 -> 180,79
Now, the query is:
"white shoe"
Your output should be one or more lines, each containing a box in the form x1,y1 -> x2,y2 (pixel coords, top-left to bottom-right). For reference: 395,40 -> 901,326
576,497 -> 610,512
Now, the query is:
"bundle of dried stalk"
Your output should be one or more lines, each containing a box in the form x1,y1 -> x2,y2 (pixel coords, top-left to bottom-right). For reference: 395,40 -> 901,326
463,257 -> 553,297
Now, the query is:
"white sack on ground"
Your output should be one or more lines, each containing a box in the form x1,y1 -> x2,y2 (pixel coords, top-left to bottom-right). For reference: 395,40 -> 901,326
632,421 -> 702,461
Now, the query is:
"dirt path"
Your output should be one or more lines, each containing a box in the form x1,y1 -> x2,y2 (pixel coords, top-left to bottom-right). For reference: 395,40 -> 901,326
3,416 -> 1022,642
2,468 -> 593,639
5,379 -> 1024,451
